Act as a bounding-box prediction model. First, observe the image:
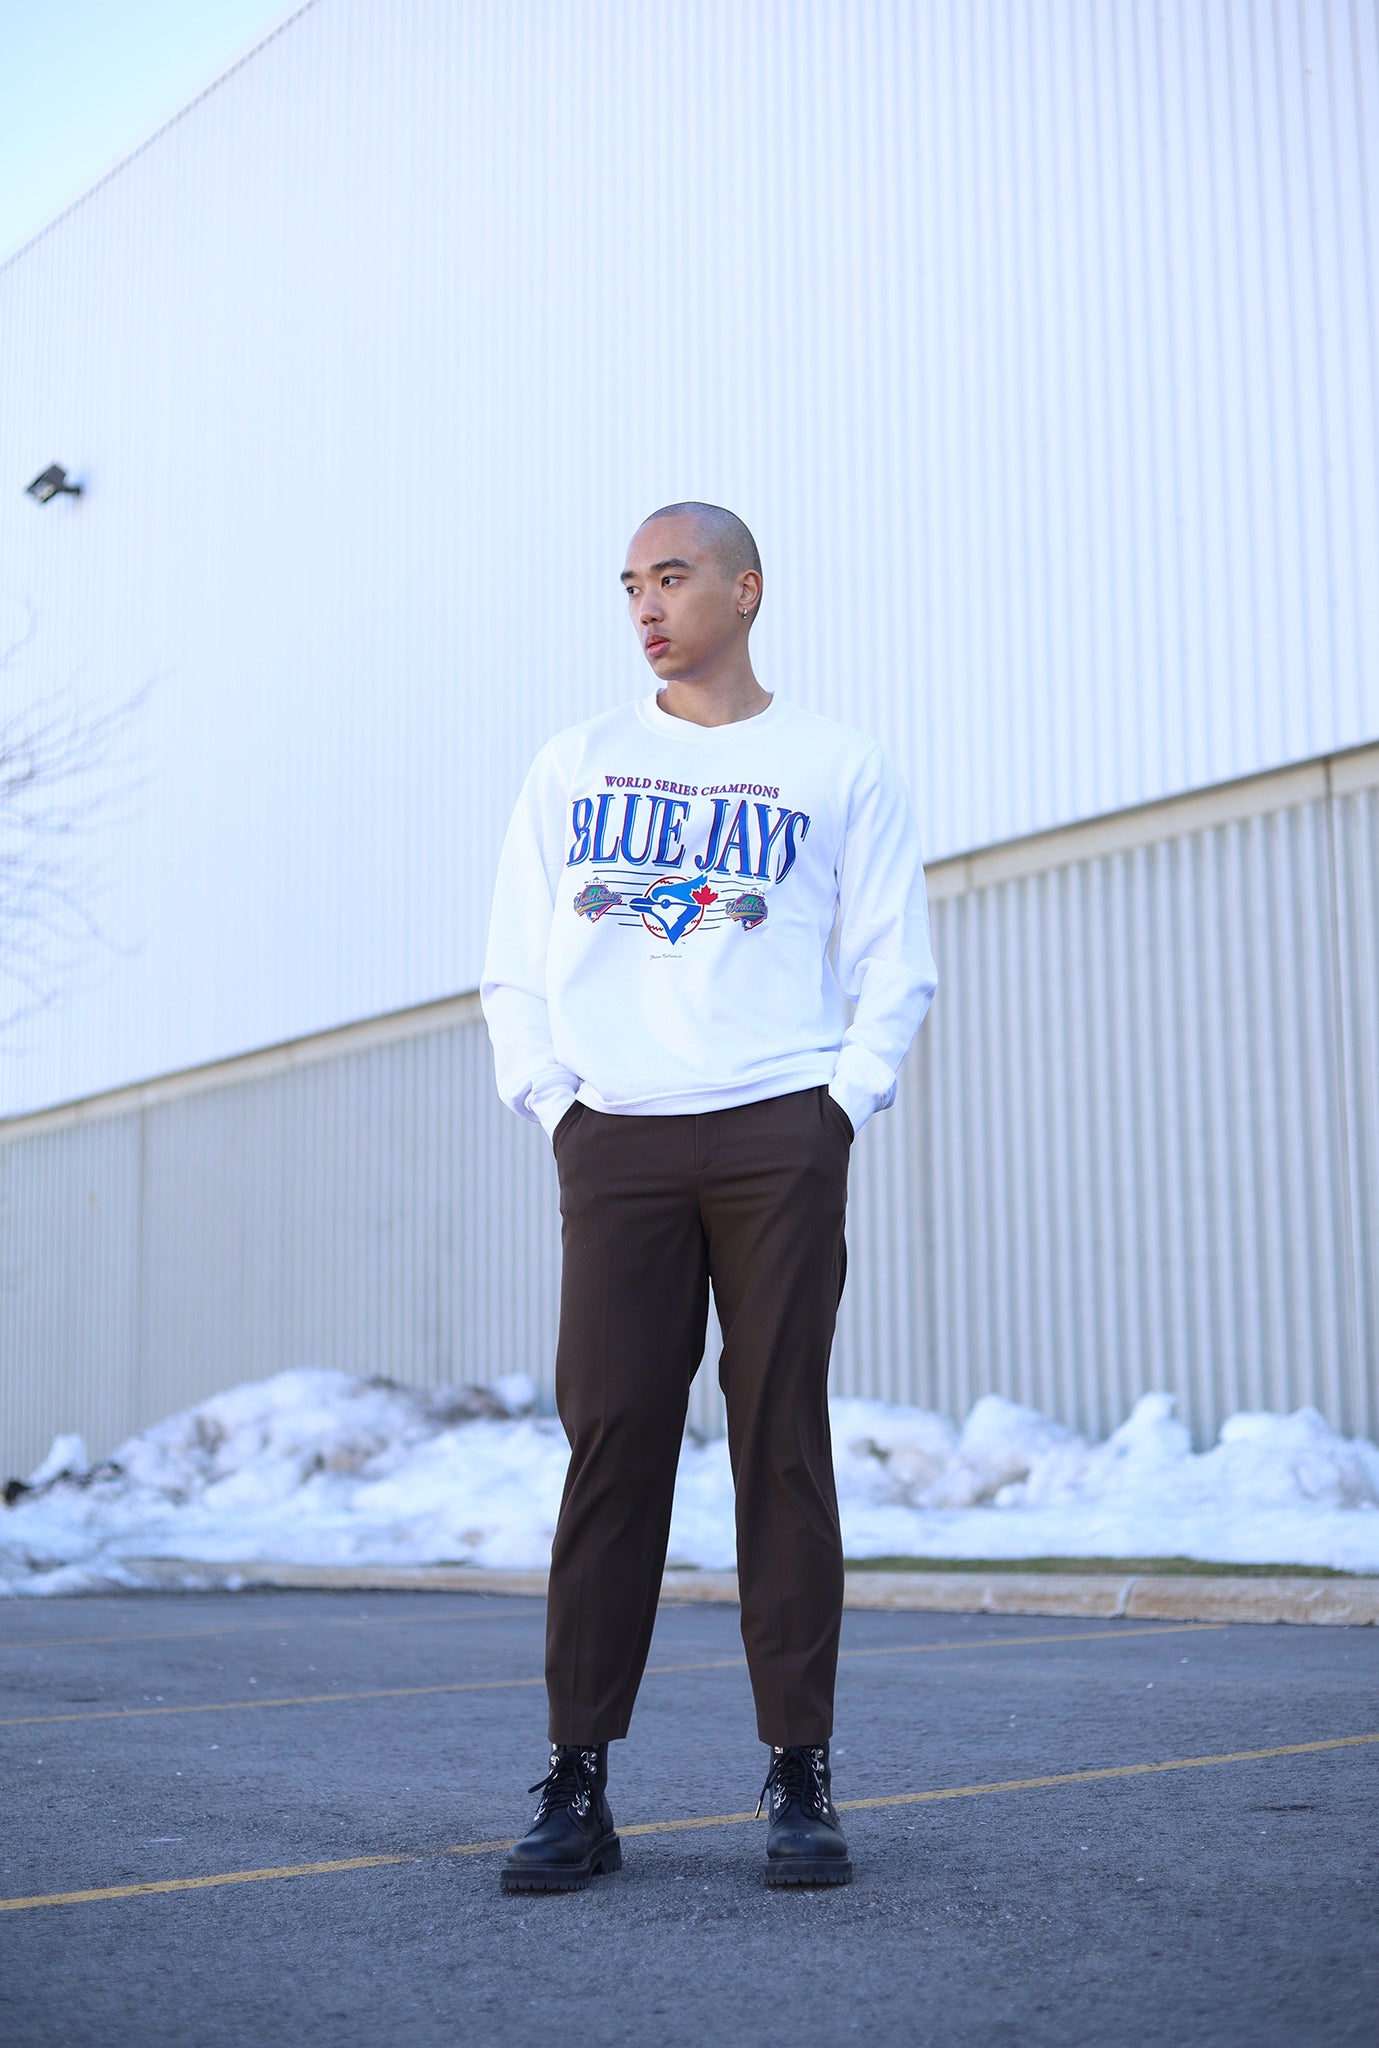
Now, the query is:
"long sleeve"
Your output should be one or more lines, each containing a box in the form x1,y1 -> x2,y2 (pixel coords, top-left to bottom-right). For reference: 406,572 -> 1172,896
480,744 -> 581,1138
827,744 -> 938,1137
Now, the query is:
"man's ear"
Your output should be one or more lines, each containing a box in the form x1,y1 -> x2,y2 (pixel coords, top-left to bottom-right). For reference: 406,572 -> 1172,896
736,570 -> 763,619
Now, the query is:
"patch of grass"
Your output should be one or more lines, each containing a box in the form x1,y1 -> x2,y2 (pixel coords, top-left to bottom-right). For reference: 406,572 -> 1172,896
841,1556 -> 1361,1579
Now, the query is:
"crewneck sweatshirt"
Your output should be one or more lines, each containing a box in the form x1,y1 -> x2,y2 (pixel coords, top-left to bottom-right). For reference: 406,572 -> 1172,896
480,691 -> 938,1139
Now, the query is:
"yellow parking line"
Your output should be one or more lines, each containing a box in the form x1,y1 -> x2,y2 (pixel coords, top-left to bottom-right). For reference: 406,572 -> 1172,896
619,1730 -> 1379,1832
2,1731 -> 1372,1915
0,1610 -> 535,1654
0,1853 -> 419,1910
834,1731 -> 1379,1808
836,1623 -> 1220,1661
0,1624 -> 1220,1730
0,1674 -> 548,1728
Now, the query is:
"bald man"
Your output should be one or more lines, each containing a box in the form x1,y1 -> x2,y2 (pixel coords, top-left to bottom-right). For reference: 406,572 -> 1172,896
482,502 -> 937,1892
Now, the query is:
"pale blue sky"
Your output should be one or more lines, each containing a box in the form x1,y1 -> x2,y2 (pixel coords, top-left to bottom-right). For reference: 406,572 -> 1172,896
0,0 -> 297,262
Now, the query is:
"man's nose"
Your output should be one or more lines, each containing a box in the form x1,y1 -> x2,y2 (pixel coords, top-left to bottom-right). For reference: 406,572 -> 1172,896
638,589 -> 665,624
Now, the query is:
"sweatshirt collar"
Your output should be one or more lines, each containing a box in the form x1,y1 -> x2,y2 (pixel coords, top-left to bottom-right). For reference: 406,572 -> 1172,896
636,690 -> 789,744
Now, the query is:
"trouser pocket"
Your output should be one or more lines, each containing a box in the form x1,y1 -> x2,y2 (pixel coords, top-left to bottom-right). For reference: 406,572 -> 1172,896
551,1099 -> 584,1153
819,1084 -> 854,1143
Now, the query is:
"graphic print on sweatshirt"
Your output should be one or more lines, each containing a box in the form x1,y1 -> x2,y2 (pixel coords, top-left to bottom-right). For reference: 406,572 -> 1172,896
566,780 -> 811,947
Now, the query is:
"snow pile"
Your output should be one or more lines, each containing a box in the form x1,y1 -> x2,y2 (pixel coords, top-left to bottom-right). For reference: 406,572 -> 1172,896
3,1370 -> 1378,1596
828,1392 -> 1379,1570
0,1372 -> 567,1596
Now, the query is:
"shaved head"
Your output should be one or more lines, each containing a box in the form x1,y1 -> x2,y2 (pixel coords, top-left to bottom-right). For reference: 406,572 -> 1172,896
638,501 -> 762,583
622,500 -> 768,704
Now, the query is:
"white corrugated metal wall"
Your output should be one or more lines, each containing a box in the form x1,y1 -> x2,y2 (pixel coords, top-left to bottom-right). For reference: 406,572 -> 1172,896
878,759 -> 1379,1449
0,999 -> 564,1474
4,744 -> 1375,1477
0,0 -> 1374,1116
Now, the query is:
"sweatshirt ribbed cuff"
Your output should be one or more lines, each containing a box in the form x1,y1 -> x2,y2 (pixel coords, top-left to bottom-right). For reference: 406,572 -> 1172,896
829,1046 -> 898,1139
528,1079 -> 580,1140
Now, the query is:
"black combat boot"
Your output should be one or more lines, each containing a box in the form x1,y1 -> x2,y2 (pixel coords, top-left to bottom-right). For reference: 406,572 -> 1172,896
500,1742 -> 622,1894
756,1742 -> 853,1886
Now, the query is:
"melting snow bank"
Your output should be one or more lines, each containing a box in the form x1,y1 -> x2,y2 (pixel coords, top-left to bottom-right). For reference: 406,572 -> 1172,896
3,1369 -> 1379,1596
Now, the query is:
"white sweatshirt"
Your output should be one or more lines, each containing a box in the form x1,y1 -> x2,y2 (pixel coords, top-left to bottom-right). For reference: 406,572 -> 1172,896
480,691 -> 938,1140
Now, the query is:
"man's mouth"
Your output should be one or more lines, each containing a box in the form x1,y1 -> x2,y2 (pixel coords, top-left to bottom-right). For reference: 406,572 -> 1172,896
644,635 -> 670,657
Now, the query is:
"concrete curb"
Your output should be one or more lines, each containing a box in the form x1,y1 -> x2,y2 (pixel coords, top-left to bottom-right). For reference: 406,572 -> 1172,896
120,1559 -> 1379,1625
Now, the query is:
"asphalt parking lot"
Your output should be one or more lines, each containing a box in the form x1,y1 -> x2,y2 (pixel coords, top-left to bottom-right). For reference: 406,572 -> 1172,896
1,1590 -> 1375,2047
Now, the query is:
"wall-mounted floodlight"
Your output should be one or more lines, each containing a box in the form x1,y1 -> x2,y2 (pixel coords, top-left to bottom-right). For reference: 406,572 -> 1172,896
26,464 -> 83,504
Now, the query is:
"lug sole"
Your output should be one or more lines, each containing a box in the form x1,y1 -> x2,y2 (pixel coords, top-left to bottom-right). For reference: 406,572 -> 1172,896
499,1833 -> 622,1894
764,1858 -> 854,1887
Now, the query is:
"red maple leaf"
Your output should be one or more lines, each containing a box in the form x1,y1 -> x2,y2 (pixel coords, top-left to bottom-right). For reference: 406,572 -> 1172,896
691,885 -> 718,906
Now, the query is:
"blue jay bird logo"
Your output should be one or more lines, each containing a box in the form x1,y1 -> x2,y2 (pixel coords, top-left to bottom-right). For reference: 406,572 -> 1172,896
629,875 -> 718,944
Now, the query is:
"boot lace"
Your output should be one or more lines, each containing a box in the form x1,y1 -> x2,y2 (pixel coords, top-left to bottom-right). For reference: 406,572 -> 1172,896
528,1745 -> 599,1824
755,1745 -> 827,1821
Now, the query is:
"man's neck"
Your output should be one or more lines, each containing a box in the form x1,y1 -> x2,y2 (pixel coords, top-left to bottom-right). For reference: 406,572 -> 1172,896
655,664 -> 773,729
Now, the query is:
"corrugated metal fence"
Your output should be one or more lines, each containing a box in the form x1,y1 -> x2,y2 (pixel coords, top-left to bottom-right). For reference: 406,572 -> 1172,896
3,744 -> 1376,1474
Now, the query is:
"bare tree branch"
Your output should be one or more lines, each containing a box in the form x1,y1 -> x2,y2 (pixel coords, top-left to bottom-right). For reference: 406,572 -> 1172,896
0,599 -> 155,1034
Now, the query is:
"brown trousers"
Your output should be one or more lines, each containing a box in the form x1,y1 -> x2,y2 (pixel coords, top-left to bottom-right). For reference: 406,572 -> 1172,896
545,1082 -> 853,1747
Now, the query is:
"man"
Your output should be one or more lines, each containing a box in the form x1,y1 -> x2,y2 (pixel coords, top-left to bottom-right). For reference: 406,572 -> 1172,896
480,501 -> 937,1892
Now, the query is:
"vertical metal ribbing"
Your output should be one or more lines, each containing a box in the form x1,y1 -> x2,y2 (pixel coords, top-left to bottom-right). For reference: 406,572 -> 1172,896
0,1119 -> 140,1474
889,791 -> 1368,1448
1329,781 -> 1379,1437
